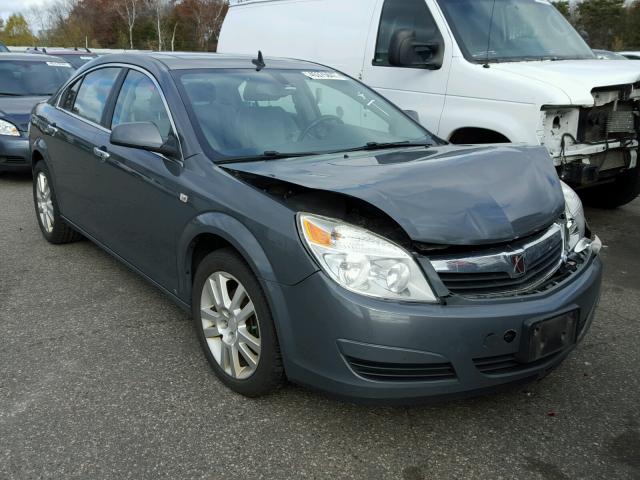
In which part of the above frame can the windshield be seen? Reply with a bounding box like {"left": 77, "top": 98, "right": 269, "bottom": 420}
{"left": 174, "top": 68, "right": 435, "bottom": 160}
{"left": 0, "top": 60, "right": 74, "bottom": 95}
{"left": 436, "top": 0, "right": 595, "bottom": 63}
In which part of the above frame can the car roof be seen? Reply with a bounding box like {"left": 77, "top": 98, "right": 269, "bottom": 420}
{"left": 89, "top": 52, "right": 331, "bottom": 72}
{"left": 42, "top": 50, "right": 97, "bottom": 55}
{"left": 0, "top": 52, "right": 70, "bottom": 62}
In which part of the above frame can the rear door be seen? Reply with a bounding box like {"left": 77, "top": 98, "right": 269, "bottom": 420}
{"left": 362, "top": 0, "right": 451, "bottom": 133}
{"left": 90, "top": 68, "right": 188, "bottom": 291}
{"left": 47, "top": 67, "right": 123, "bottom": 233}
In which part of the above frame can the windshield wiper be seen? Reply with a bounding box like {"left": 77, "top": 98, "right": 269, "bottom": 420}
{"left": 217, "top": 150, "right": 319, "bottom": 165}
{"left": 343, "top": 141, "right": 433, "bottom": 153}
{"left": 0, "top": 92, "right": 23, "bottom": 96}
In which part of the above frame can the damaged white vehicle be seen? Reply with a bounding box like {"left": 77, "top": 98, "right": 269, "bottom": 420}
{"left": 220, "top": 0, "right": 640, "bottom": 207}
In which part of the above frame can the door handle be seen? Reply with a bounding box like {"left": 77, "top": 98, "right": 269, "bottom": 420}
{"left": 46, "top": 122, "right": 58, "bottom": 136}
{"left": 93, "top": 147, "right": 110, "bottom": 162}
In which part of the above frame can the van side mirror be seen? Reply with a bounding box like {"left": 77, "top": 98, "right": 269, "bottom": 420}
{"left": 388, "top": 29, "right": 442, "bottom": 69}
{"left": 110, "top": 122, "right": 179, "bottom": 158}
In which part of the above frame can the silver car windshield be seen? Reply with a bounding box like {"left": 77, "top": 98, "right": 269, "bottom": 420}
{"left": 436, "top": 0, "right": 595, "bottom": 63}
{"left": 174, "top": 68, "right": 434, "bottom": 159}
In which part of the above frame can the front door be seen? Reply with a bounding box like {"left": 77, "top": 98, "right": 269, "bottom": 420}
{"left": 90, "top": 69, "right": 189, "bottom": 292}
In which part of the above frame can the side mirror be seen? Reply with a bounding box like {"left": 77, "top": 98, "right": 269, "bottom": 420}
{"left": 110, "top": 122, "right": 179, "bottom": 158}
{"left": 388, "top": 29, "right": 442, "bottom": 69}
{"left": 403, "top": 110, "right": 420, "bottom": 123}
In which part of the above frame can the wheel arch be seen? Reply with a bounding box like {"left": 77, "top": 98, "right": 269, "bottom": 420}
{"left": 179, "top": 212, "right": 298, "bottom": 370}
{"left": 178, "top": 212, "right": 280, "bottom": 303}
{"left": 448, "top": 127, "right": 511, "bottom": 144}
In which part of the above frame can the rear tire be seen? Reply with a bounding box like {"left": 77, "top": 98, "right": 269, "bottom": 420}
{"left": 192, "top": 248, "right": 284, "bottom": 397}
{"left": 32, "top": 161, "right": 82, "bottom": 244}
{"left": 581, "top": 165, "right": 640, "bottom": 209}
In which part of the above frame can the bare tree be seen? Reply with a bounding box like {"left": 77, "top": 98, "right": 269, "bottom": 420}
{"left": 26, "top": 5, "right": 52, "bottom": 46}
{"left": 191, "top": 0, "right": 228, "bottom": 51}
{"left": 114, "top": 0, "right": 139, "bottom": 49}
{"left": 170, "top": 21, "right": 178, "bottom": 52}
{"left": 146, "top": 0, "right": 171, "bottom": 51}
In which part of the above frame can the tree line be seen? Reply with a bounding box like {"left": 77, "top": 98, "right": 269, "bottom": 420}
{"left": 552, "top": 0, "right": 639, "bottom": 51}
{"left": 1, "top": 0, "right": 639, "bottom": 52}
{"left": 0, "top": 0, "right": 229, "bottom": 52}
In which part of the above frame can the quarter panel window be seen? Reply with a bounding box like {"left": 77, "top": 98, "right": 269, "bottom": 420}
{"left": 59, "top": 78, "right": 81, "bottom": 112}
{"left": 374, "top": 0, "right": 442, "bottom": 66}
{"left": 111, "top": 70, "right": 172, "bottom": 141}
{"left": 72, "top": 68, "right": 121, "bottom": 125}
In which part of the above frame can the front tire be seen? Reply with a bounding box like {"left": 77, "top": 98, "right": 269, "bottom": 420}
{"left": 192, "top": 249, "right": 284, "bottom": 397}
{"left": 32, "top": 162, "right": 82, "bottom": 244}
{"left": 582, "top": 165, "right": 640, "bottom": 209}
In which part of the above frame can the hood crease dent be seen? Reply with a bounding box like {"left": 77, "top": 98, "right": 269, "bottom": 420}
{"left": 223, "top": 145, "right": 565, "bottom": 245}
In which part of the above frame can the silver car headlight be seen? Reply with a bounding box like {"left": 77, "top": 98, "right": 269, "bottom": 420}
{"left": 298, "top": 213, "right": 437, "bottom": 303}
{"left": 561, "top": 181, "right": 586, "bottom": 250}
{"left": 0, "top": 119, "right": 20, "bottom": 136}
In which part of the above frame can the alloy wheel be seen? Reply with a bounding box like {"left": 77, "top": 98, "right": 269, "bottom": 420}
{"left": 36, "top": 172, "right": 54, "bottom": 233}
{"left": 200, "top": 271, "right": 261, "bottom": 380}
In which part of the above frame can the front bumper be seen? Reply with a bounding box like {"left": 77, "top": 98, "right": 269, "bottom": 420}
{"left": 268, "top": 254, "right": 602, "bottom": 404}
{"left": 0, "top": 134, "right": 30, "bottom": 172}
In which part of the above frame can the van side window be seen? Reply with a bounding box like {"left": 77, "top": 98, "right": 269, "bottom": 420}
{"left": 374, "top": 0, "right": 442, "bottom": 67}
{"left": 72, "top": 68, "right": 121, "bottom": 125}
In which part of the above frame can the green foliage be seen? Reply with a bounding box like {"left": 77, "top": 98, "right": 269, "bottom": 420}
{"left": 552, "top": 1, "right": 571, "bottom": 20}
{"left": 27, "top": 0, "right": 228, "bottom": 51}
{"left": 576, "top": 0, "right": 625, "bottom": 50}
{"left": 0, "top": 14, "right": 37, "bottom": 46}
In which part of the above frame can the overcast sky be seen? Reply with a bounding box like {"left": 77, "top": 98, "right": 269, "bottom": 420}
{"left": 0, "top": 0, "right": 50, "bottom": 22}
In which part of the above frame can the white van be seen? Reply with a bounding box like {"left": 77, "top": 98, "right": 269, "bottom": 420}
{"left": 219, "top": 0, "right": 640, "bottom": 208}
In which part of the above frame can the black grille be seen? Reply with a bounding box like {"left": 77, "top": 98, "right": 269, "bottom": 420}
{"left": 346, "top": 356, "right": 456, "bottom": 382}
{"left": 474, "top": 352, "right": 562, "bottom": 375}
{"left": 0, "top": 156, "right": 26, "bottom": 165}
{"left": 438, "top": 238, "right": 563, "bottom": 297}
{"left": 577, "top": 102, "right": 637, "bottom": 143}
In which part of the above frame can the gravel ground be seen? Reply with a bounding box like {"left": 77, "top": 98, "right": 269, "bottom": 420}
{"left": 0, "top": 171, "right": 638, "bottom": 480}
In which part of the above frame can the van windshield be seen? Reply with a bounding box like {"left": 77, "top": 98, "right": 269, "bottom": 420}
{"left": 174, "top": 68, "right": 436, "bottom": 160}
{"left": 436, "top": 0, "right": 595, "bottom": 63}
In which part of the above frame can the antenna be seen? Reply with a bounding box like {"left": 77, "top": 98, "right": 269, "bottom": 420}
{"left": 484, "top": 0, "right": 497, "bottom": 68}
{"left": 252, "top": 50, "right": 266, "bottom": 71}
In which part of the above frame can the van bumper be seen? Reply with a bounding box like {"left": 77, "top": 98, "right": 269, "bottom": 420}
{"left": 269, "top": 255, "right": 602, "bottom": 405}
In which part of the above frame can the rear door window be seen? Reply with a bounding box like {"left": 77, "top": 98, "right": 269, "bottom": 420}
{"left": 72, "top": 67, "right": 121, "bottom": 125}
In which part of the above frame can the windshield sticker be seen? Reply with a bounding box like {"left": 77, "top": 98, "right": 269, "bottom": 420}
{"left": 46, "top": 62, "right": 72, "bottom": 68}
{"left": 302, "top": 71, "right": 347, "bottom": 81}
{"left": 80, "top": 56, "right": 93, "bottom": 60}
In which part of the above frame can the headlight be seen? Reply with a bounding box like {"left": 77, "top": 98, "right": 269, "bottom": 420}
{"left": 561, "top": 181, "right": 585, "bottom": 249}
{"left": 298, "top": 213, "right": 437, "bottom": 302}
{"left": 0, "top": 119, "right": 20, "bottom": 136}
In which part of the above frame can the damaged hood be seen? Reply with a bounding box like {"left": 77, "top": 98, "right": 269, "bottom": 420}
{"left": 0, "top": 96, "right": 47, "bottom": 132}
{"left": 223, "top": 145, "right": 565, "bottom": 245}
{"left": 491, "top": 59, "right": 640, "bottom": 106}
